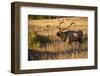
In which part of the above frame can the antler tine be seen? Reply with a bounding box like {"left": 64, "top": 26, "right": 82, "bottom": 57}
{"left": 59, "top": 17, "right": 64, "bottom": 29}
{"left": 70, "top": 22, "right": 76, "bottom": 26}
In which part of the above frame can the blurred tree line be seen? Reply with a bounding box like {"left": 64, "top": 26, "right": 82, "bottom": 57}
{"left": 28, "top": 15, "right": 58, "bottom": 20}
{"left": 28, "top": 15, "right": 86, "bottom": 20}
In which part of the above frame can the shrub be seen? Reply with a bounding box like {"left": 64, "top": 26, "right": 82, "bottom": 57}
{"left": 28, "top": 31, "right": 40, "bottom": 49}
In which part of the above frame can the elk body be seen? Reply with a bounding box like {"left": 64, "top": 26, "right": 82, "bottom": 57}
{"left": 56, "top": 18, "right": 83, "bottom": 45}
{"left": 56, "top": 30, "right": 83, "bottom": 45}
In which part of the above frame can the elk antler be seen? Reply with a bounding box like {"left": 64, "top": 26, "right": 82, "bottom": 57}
{"left": 61, "top": 22, "right": 76, "bottom": 31}
{"left": 56, "top": 17, "right": 76, "bottom": 31}
{"left": 56, "top": 17, "right": 65, "bottom": 31}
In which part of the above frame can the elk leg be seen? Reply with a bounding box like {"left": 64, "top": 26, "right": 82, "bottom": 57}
{"left": 68, "top": 41, "right": 73, "bottom": 50}
{"left": 63, "top": 41, "right": 67, "bottom": 51}
{"left": 78, "top": 42, "right": 81, "bottom": 54}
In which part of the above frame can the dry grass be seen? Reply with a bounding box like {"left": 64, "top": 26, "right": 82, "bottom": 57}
{"left": 28, "top": 17, "right": 88, "bottom": 60}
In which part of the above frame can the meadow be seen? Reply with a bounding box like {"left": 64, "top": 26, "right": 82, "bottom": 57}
{"left": 28, "top": 16, "right": 88, "bottom": 60}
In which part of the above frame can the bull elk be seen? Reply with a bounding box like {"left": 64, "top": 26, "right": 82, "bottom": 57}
{"left": 56, "top": 17, "right": 83, "bottom": 46}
